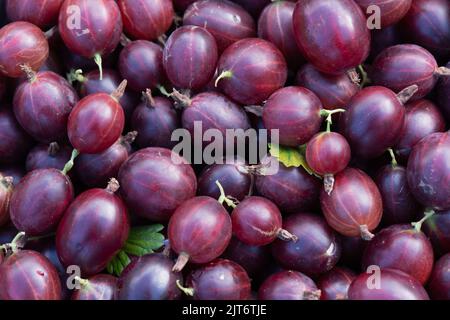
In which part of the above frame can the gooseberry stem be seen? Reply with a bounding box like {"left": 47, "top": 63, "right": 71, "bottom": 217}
{"left": 357, "top": 64, "right": 369, "bottom": 87}
{"left": 320, "top": 109, "right": 346, "bottom": 132}
{"left": 0, "top": 232, "right": 27, "bottom": 256}
{"left": 61, "top": 149, "right": 80, "bottom": 175}
{"left": 412, "top": 209, "right": 435, "bottom": 232}
{"left": 143, "top": 89, "right": 156, "bottom": 106}
{"left": 158, "top": 85, "right": 171, "bottom": 97}
{"left": 214, "top": 70, "right": 233, "bottom": 87}
{"left": 216, "top": 180, "right": 237, "bottom": 208}
{"left": 67, "top": 69, "right": 85, "bottom": 84}
{"left": 94, "top": 53, "right": 103, "bottom": 81}
{"left": 387, "top": 148, "right": 398, "bottom": 167}
{"left": 176, "top": 280, "right": 194, "bottom": 296}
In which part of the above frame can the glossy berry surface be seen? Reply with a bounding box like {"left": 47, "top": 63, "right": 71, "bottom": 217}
{"left": 0, "top": 109, "right": 33, "bottom": 165}
{"left": 118, "top": 254, "right": 182, "bottom": 300}
{"left": 181, "top": 92, "right": 251, "bottom": 145}
{"left": 185, "top": 259, "right": 251, "bottom": 300}
{"left": 72, "top": 274, "right": 118, "bottom": 300}
{"left": 427, "top": 254, "right": 450, "bottom": 300}
{"left": 407, "top": 132, "right": 450, "bottom": 211}
{"left": 370, "top": 44, "right": 440, "bottom": 101}
{"left": 197, "top": 160, "right": 251, "bottom": 201}
{"left": 258, "top": 270, "right": 320, "bottom": 300}
{"left": 223, "top": 237, "right": 272, "bottom": 278}
{"left": 400, "top": 0, "right": 450, "bottom": 60}
{"left": 0, "top": 250, "right": 61, "bottom": 300}
{"left": 119, "top": 40, "right": 165, "bottom": 92}
{"left": 68, "top": 92, "right": 125, "bottom": 154}
{"left": 354, "top": 0, "right": 412, "bottom": 28}
{"left": 362, "top": 224, "right": 434, "bottom": 284}
{"left": 423, "top": 210, "right": 450, "bottom": 257}
{"left": 395, "top": 100, "right": 446, "bottom": 161}
{"left": 258, "top": 1, "right": 304, "bottom": 68}
{"left": 56, "top": 184, "right": 130, "bottom": 276}
{"left": 6, "top": 0, "right": 64, "bottom": 30}
{"left": 340, "top": 86, "right": 406, "bottom": 159}
{"left": 183, "top": 0, "right": 256, "bottom": 52}
{"left": 13, "top": 71, "right": 78, "bottom": 143}
{"left": 292, "top": 0, "right": 370, "bottom": 75}
{"left": 271, "top": 213, "right": 341, "bottom": 276}
{"left": 163, "top": 26, "right": 218, "bottom": 91}
{"left": 119, "top": 0, "right": 173, "bottom": 41}
{"left": 118, "top": 148, "right": 197, "bottom": 222}
{"left": 26, "top": 143, "right": 72, "bottom": 172}
{"left": 131, "top": 94, "right": 179, "bottom": 149}
{"left": 375, "top": 165, "right": 422, "bottom": 225}
{"left": 77, "top": 69, "right": 138, "bottom": 122}
{"left": 348, "top": 268, "right": 429, "bottom": 300}
{"left": 168, "top": 196, "right": 232, "bottom": 267}
{"left": 320, "top": 168, "right": 383, "bottom": 239}
{"left": 296, "top": 64, "right": 360, "bottom": 110}
{"left": 306, "top": 132, "right": 351, "bottom": 176}
{"left": 317, "top": 267, "right": 356, "bottom": 300}
{"left": 216, "top": 38, "right": 287, "bottom": 105}
{"left": 0, "top": 21, "right": 49, "bottom": 78}
{"left": 262, "top": 86, "right": 323, "bottom": 147}
{"left": 58, "top": 0, "right": 122, "bottom": 59}
{"left": 231, "top": 196, "right": 287, "bottom": 246}
{"left": 256, "top": 157, "right": 321, "bottom": 213}
{"left": 10, "top": 169, "right": 74, "bottom": 236}
{"left": 74, "top": 135, "right": 133, "bottom": 188}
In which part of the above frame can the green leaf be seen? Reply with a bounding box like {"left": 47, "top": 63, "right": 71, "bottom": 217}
{"left": 269, "top": 143, "right": 303, "bottom": 167}
{"left": 269, "top": 144, "right": 321, "bottom": 178}
{"left": 128, "top": 225, "right": 164, "bottom": 239}
{"left": 106, "top": 224, "right": 166, "bottom": 277}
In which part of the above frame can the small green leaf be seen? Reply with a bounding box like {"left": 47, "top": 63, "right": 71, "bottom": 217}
{"left": 269, "top": 143, "right": 321, "bottom": 178}
{"left": 118, "top": 250, "right": 131, "bottom": 266}
{"left": 128, "top": 225, "right": 164, "bottom": 240}
{"left": 106, "top": 224, "right": 165, "bottom": 277}
{"left": 123, "top": 242, "right": 148, "bottom": 256}
{"left": 106, "top": 261, "right": 114, "bottom": 274}
{"left": 269, "top": 143, "right": 302, "bottom": 167}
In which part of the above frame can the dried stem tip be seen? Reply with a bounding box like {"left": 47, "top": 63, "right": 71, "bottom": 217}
{"left": 347, "top": 68, "right": 360, "bottom": 85}
{"left": 396, "top": 85, "right": 418, "bottom": 104}
{"left": 435, "top": 66, "right": 450, "bottom": 76}
{"left": 106, "top": 178, "right": 120, "bottom": 193}
{"left": 143, "top": 88, "right": 155, "bottom": 106}
{"left": 111, "top": 80, "right": 128, "bottom": 101}
{"left": 1, "top": 176, "right": 14, "bottom": 188}
{"left": 172, "top": 252, "right": 190, "bottom": 272}
{"left": 20, "top": 64, "right": 37, "bottom": 82}
{"left": 171, "top": 88, "right": 192, "bottom": 107}
{"left": 122, "top": 131, "right": 138, "bottom": 145}
{"left": 48, "top": 142, "right": 60, "bottom": 156}
{"left": 303, "top": 289, "right": 322, "bottom": 300}
{"left": 323, "top": 174, "right": 335, "bottom": 195}
{"left": 277, "top": 229, "right": 298, "bottom": 242}
{"left": 360, "top": 224, "right": 375, "bottom": 241}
